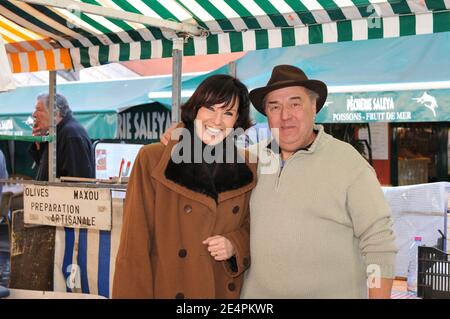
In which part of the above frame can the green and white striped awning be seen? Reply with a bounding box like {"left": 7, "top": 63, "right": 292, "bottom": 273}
{"left": 2, "top": 0, "right": 450, "bottom": 73}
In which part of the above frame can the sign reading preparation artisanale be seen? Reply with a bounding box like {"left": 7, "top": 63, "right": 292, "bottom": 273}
{"left": 24, "top": 185, "right": 112, "bottom": 231}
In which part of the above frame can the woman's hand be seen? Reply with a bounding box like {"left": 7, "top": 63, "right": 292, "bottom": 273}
{"left": 202, "top": 235, "right": 235, "bottom": 261}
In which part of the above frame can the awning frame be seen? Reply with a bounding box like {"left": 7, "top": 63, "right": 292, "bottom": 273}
{"left": 17, "top": 0, "right": 203, "bottom": 36}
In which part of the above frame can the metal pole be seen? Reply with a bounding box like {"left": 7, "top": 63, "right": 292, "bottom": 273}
{"left": 48, "top": 71, "right": 57, "bottom": 182}
{"left": 171, "top": 38, "right": 183, "bottom": 123}
{"left": 7, "top": 140, "right": 14, "bottom": 174}
{"left": 18, "top": 0, "right": 201, "bottom": 36}
{"left": 228, "top": 61, "right": 237, "bottom": 78}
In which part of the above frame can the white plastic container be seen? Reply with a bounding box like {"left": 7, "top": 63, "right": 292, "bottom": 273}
{"left": 407, "top": 236, "right": 423, "bottom": 293}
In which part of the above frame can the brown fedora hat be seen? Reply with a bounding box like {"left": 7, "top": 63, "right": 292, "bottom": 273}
{"left": 249, "top": 65, "right": 328, "bottom": 115}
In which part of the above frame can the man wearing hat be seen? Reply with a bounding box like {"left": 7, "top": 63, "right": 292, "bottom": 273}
{"left": 240, "top": 65, "right": 397, "bottom": 299}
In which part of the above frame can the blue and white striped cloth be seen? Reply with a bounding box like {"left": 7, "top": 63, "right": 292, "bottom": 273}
{"left": 54, "top": 195, "right": 124, "bottom": 298}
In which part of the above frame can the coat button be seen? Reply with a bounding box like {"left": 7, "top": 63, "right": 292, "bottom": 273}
{"left": 232, "top": 206, "right": 240, "bottom": 214}
{"left": 228, "top": 282, "right": 236, "bottom": 292}
{"left": 243, "top": 257, "right": 249, "bottom": 267}
{"left": 175, "top": 292, "right": 184, "bottom": 299}
{"left": 184, "top": 205, "right": 192, "bottom": 213}
{"left": 178, "top": 249, "right": 187, "bottom": 258}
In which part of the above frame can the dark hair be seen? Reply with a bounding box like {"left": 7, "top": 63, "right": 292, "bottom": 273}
{"left": 181, "top": 74, "right": 253, "bottom": 130}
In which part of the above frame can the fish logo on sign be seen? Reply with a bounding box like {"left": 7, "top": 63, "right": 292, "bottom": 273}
{"left": 323, "top": 101, "right": 334, "bottom": 108}
{"left": 412, "top": 92, "right": 438, "bottom": 117}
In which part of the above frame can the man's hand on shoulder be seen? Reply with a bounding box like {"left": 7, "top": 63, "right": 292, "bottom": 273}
{"left": 160, "top": 122, "right": 180, "bottom": 146}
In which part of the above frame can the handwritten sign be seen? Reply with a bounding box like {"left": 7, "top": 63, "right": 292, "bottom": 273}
{"left": 24, "top": 185, "right": 112, "bottom": 231}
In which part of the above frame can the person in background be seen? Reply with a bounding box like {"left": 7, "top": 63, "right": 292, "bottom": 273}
{"left": 0, "top": 149, "right": 8, "bottom": 288}
{"left": 0, "top": 150, "right": 7, "bottom": 196}
{"left": 22, "top": 93, "right": 95, "bottom": 291}
{"left": 29, "top": 93, "right": 95, "bottom": 180}
{"left": 0, "top": 149, "right": 8, "bottom": 222}
{"left": 113, "top": 74, "right": 256, "bottom": 299}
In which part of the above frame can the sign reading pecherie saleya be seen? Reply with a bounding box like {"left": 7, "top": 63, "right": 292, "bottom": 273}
{"left": 316, "top": 89, "right": 450, "bottom": 123}
{"left": 24, "top": 185, "right": 112, "bottom": 231}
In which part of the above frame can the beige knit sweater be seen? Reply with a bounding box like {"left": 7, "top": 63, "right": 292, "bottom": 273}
{"left": 241, "top": 125, "right": 397, "bottom": 299}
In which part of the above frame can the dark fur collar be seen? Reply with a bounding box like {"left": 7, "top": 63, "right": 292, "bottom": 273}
{"left": 164, "top": 141, "right": 254, "bottom": 202}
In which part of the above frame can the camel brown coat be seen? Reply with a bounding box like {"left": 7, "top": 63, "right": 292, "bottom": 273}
{"left": 113, "top": 138, "right": 256, "bottom": 299}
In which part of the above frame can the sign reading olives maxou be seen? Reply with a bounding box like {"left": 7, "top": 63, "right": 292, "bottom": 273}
{"left": 24, "top": 185, "right": 112, "bottom": 231}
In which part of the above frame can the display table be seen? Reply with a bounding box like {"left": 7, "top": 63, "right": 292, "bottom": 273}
{"left": 8, "top": 180, "right": 125, "bottom": 299}
{"left": 382, "top": 182, "right": 450, "bottom": 277}
{"left": 6, "top": 288, "right": 106, "bottom": 299}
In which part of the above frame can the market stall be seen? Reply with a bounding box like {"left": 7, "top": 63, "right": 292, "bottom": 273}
{"left": 8, "top": 180, "right": 125, "bottom": 298}
{"left": 147, "top": 31, "right": 450, "bottom": 123}
{"left": 146, "top": 31, "right": 450, "bottom": 186}
{"left": 0, "top": 74, "right": 195, "bottom": 141}
{"left": 2, "top": 0, "right": 450, "bottom": 175}
{"left": 3, "top": 1, "right": 450, "bottom": 73}
{"left": 1, "top": 0, "right": 450, "bottom": 298}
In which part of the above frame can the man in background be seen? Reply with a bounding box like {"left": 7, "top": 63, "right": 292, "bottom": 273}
{"left": 30, "top": 93, "right": 95, "bottom": 180}
{"left": 14, "top": 93, "right": 95, "bottom": 291}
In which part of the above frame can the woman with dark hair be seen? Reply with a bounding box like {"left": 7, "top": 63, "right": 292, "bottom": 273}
{"left": 113, "top": 75, "right": 256, "bottom": 299}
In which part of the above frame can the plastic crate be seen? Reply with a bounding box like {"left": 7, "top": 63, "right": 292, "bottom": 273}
{"left": 417, "top": 246, "right": 450, "bottom": 299}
